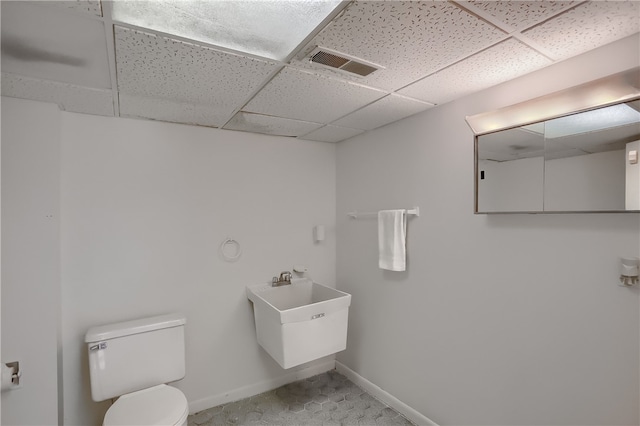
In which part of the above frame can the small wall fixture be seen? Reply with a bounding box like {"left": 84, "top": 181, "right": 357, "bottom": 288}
{"left": 219, "top": 237, "right": 242, "bottom": 262}
{"left": 619, "top": 257, "right": 639, "bottom": 287}
{"left": 1, "top": 361, "right": 21, "bottom": 391}
{"left": 313, "top": 225, "right": 325, "bottom": 243}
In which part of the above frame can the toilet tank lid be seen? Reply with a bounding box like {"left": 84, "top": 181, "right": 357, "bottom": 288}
{"left": 85, "top": 314, "right": 186, "bottom": 343}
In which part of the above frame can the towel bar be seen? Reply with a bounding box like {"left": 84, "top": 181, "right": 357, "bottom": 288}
{"left": 347, "top": 207, "right": 420, "bottom": 219}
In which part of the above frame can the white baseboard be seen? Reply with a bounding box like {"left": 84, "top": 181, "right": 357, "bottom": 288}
{"left": 188, "top": 359, "right": 336, "bottom": 414}
{"left": 335, "top": 361, "right": 438, "bottom": 426}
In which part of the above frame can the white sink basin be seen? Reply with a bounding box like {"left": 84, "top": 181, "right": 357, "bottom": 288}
{"left": 247, "top": 278, "right": 351, "bottom": 369}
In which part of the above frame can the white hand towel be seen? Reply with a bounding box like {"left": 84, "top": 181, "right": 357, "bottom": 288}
{"left": 378, "top": 209, "right": 407, "bottom": 271}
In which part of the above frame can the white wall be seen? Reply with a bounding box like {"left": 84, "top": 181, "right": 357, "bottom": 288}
{"left": 336, "top": 35, "right": 640, "bottom": 426}
{"left": 57, "top": 113, "right": 336, "bottom": 424}
{"left": 1, "top": 97, "right": 60, "bottom": 425}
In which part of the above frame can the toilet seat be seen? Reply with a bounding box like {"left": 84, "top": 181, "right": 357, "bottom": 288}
{"left": 103, "top": 384, "right": 188, "bottom": 426}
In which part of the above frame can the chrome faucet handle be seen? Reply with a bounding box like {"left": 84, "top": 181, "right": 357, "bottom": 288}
{"left": 271, "top": 272, "right": 292, "bottom": 287}
{"left": 279, "top": 271, "right": 292, "bottom": 282}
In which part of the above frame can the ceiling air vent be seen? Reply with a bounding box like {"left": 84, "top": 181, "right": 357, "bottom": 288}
{"left": 308, "top": 47, "right": 383, "bottom": 77}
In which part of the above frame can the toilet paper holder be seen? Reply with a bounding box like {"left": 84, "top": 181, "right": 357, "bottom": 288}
{"left": 2, "top": 361, "right": 21, "bottom": 391}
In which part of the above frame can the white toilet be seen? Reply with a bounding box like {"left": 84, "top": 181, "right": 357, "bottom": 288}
{"left": 85, "top": 314, "right": 189, "bottom": 426}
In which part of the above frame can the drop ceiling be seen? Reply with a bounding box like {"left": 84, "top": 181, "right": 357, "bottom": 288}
{"left": 1, "top": 1, "right": 639, "bottom": 143}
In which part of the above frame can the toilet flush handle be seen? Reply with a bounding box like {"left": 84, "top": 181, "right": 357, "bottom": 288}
{"left": 89, "top": 342, "right": 107, "bottom": 351}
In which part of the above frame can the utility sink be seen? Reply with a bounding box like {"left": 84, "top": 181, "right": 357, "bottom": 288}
{"left": 247, "top": 278, "right": 351, "bottom": 369}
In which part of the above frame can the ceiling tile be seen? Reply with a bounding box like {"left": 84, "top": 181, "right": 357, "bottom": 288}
{"left": 1, "top": 1, "right": 111, "bottom": 89}
{"left": 114, "top": 26, "right": 280, "bottom": 125}
{"left": 244, "top": 67, "right": 386, "bottom": 123}
{"left": 459, "top": 1, "right": 579, "bottom": 32}
{"left": 333, "top": 94, "right": 433, "bottom": 130}
{"left": 299, "top": 125, "right": 365, "bottom": 143}
{"left": 398, "top": 38, "right": 552, "bottom": 104}
{"left": 1, "top": 72, "right": 114, "bottom": 116}
{"left": 32, "top": 0, "right": 103, "bottom": 17}
{"left": 522, "top": 1, "right": 640, "bottom": 61}
{"left": 111, "top": 0, "right": 341, "bottom": 61}
{"left": 224, "top": 112, "right": 323, "bottom": 137}
{"left": 291, "top": 1, "right": 506, "bottom": 91}
{"left": 119, "top": 93, "right": 223, "bottom": 127}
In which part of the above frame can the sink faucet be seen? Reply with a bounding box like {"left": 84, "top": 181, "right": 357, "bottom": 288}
{"left": 272, "top": 271, "right": 292, "bottom": 287}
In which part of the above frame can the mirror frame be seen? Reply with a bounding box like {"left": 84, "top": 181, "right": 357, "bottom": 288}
{"left": 467, "top": 67, "right": 640, "bottom": 214}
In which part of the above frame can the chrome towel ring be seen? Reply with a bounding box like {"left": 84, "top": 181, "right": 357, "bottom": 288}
{"left": 219, "top": 238, "right": 242, "bottom": 262}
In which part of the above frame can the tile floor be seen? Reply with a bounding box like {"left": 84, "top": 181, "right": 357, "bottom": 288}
{"left": 187, "top": 370, "right": 414, "bottom": 426}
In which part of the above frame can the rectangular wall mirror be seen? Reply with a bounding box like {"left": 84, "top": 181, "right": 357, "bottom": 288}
{"left": 468, "top": 68, "right": 640, "bottom": 214}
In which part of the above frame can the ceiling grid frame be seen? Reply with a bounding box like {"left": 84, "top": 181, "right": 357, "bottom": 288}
{"left": 0, "top": 0, "right": 638, "bottom": 142}
{"left": 397, "top": 37, "right": 554, "bottom": 104}
{"left": 454, "top": 0, "right": 588, "bottom": 34}
{"left": 289, "top": 0, "right": 510, "bottom": 92}
{"left": 242, "top": 66, "right": 388, "bottom": 124}
{"left": 299, "top": 124, "right": 366, "bottom": 143}
{"left": 218, "top": 65, "right": 287, "bottom": 129}
{"left": 450, "top": 0, "right": 589, "bottom": 60}
{"left": 522, "top": 1, "right": 640, "bottom": 61}
{"left": 391, "top": 1, "right": 591, "bottom": 97}
{"left": 100, "top": 1, "right": 120, "bottom": 116}
{"left": 218, "top": 0, "right": 353, "bottom": 129}
{"left": 114, "top": 25, "right": 281, "bottom": 127}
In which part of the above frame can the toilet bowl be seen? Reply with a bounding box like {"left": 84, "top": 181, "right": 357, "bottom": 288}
{"left": 103, "top": 385, "right": 188, "bottom": 426}
{"left": 85, "top": 314, "right": 189, "bottom": 426}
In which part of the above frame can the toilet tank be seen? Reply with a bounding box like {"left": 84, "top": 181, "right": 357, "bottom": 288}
{"left": 85, "top": 314, "right": 186, "bottom": 402}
